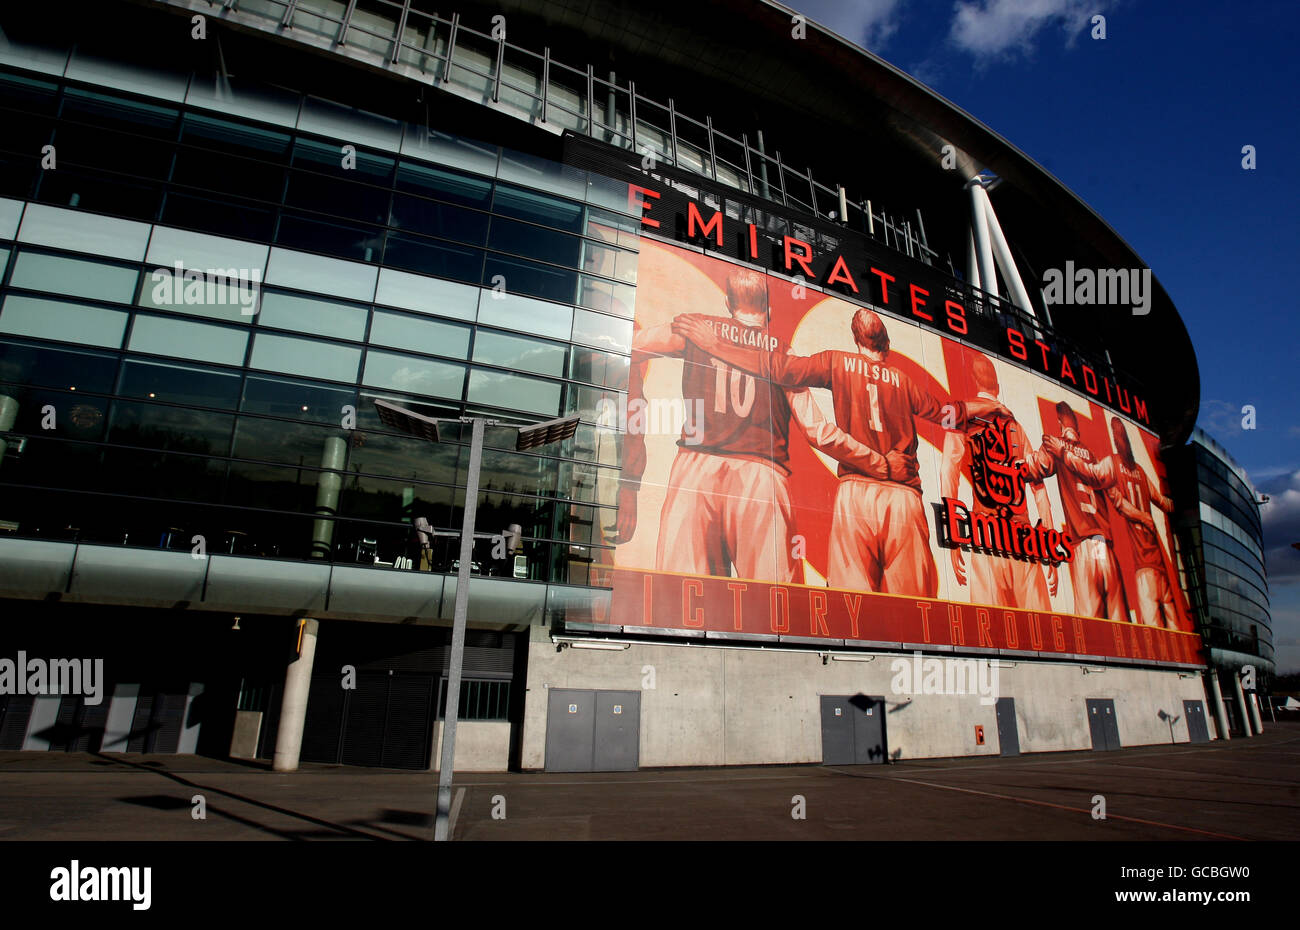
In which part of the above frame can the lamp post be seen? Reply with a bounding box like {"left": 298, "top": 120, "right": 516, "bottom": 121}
{"left": 374, "top": 400, "right": 579, "bottom": 841}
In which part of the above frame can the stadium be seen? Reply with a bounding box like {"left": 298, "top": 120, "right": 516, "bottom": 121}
{"left": 0, "top": 0, "right": 1272, "bottom": 771}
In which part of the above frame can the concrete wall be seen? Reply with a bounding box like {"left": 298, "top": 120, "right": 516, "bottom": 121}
{"left": 521, "top": 639, "right": 1216, "bottom": 769}
{"left": 430, "top": 721, "right": 511, "bottom": 773}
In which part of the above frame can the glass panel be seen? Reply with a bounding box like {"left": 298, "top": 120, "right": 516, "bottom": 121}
{"left": 374, "top": 268, "right": 479, "bottom": 320}
{"left": 34, "top": 167, "right": 162, "bottom": 223}
{"left": 138, "top": 267, "right": 258, "bottom": 323}
{"left": 265, "top": 247, "right": 378, "bottom": 302}
{"left": 242, "top": 375, "right": 357, "bottom": 424}
{"left": 369, "top": 310, "right": 470, "bottom": 358}
{"left": 257, "top": 291, "right": 368, "bottom": 341}
{"left": 491, "top": 182, "right": 584, "bottom": 232}
{"left": 171, "top": 141, "right": 286, "bottom": 203}
{"left": 488, "top": 217, "right": 581, "bottom": 267}
{"left": 0, "top": 198, "right": 23, "bottom": 239}
{"left": 119, "top": 359, "right": 243, "bottom": 410}
{"left": 362, "top": 349, "right": 465, "bottom": 400}
{"left": 0, "top": 341, "right": 119, "bottom": 394}
{"left": 160, "top": 191, "right": 277, "bottom": 243}
{"left": 109, "top": 401, "right": 234, "bottom": 456}
{"left": 466, "top": 367, "right": 561, "bottom": 416}
{"left": 144, "top": 225, "right": 269, "bottom": 275}
{"left": 128, "top": 314, "right": 249, "bottom": 366}
{"left": 9, "top": 251, "right": 138, "bottom": 304}
{"left": 60, "top": 87, "right": 179, "bottom": 135}
{"left": 476, "top": 447, "right": 558, "bottom": 497}
{"left": 232, "top": 416, "right": 351, "bottom": 468}
{"left": 297, "top": 97, "right": 403, "bottom": 155}
{"left": 578, "top": 275, "right": 636, "bottom": 318}
{"left": 0, "top": 295, "right": 127, "bottom": 348}
{"left": 472, "top": 330, "right": 566, "bottom": 377}
{"left": 17, "top": 204, "right": 150, "bottom": 261}
{"left": 400, "top": 127, "right": 499, "bottom": 177}
{"left": 475, "top": 290, "right": 571, "bottom": 341}
{"left": 276, "top": 212, "right": 384, "bottom": 263}
{"left": 383, "top": 233, "right": 482, "bottom": 283}
{"left": 395, "top": 161, "right": 492, "bottom": 209}
{"left": 582, "top": 239, "right": 638, "bottom": 284}
{"left": 249, "top": 332, "right": 361, "bottom": 382}
{"left": 571, "top": 308, "right": 632, "bottom": 353}
{"left": 482, "top": 255, "right": 576, "bottom": 305}
{"left": 390, "top": 193, "right": 489, "bottom": 244}
{"left": 569, "top": 346, "right": 630, "bottom": 390}
{"left": 496, "top": 150, "right": 586, "bottom": 202}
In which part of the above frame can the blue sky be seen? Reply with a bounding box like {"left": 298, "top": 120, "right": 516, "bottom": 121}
{"left": 788, "top": 0, "right": 1300, "bottom": 671}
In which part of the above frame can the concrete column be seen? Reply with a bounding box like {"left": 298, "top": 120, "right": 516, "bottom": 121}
{"left": 0, "top": 394, "right": 18, "bottom": 467}
{"left": 310, "top": 435, "right": 347, "bottom": 559}
{"left": 272, "top": 618, "right": 320, "bottom": 772}
{"left": 1230, "top": 671, "right": 1255, "bottom": 737}
{"left": 1205, "top": 671, "right": 1230, "bottom": 741}
{"left": 100, "top": 683, "right": 141, "bottom": 752}
{"left": 1247, "top": 690, "right": 1264, "bottom": 734}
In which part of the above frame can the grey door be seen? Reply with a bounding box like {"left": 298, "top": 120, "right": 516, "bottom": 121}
{"left": 1086, "top": 699, "right": 1120, "bottom": 750}
{"left": 995, "top": 697, "right": 1020, "bottom": 756}
{"left": 593, "top": 691, "right": 640, "bottom": 772}
{"left": 1183, "top": 700, "right": 1210, "bottom": 743}
{"left": 820, "top": 696, "right": 855, "bottom": 765}
{"left": 820, "top": 694, "right": 886, "bottom": 765}
{"left": 545, "top": 689, "right": 639, "bottom": 772}
{"left": 545, "top": 689, "right": 595, "bottom": 772}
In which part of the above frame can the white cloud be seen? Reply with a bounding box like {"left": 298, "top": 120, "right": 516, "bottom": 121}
{"left": 949, "top": 0, "right": 1102, "bottom": 59}
{"left": 793, "top": 0, "right": 904, "bottom": 51}
{"left": 1260, "top": 468, "right": 1300, "bottom": 586}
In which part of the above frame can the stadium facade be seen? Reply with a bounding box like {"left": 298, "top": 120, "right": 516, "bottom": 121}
{"left": 0, "top": 0, "right": 1269, "bottom": 769}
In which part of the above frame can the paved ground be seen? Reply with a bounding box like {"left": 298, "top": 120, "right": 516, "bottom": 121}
{"left": 0, "top": 724, "right": 1295, "bottom": 841}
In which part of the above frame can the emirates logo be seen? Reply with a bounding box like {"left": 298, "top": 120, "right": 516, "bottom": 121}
{"left": 967, "top": 417, "right": 1026, "bottom": 515}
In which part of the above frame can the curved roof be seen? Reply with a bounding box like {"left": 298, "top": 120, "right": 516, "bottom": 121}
{"left": 491, "top": 0, "right": 1200, "bottom": 442}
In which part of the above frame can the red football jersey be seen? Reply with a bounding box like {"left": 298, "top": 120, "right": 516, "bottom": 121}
{"left": 1112, "top": 457, "right": 1164, "bottom": 570}
{"left": 1029, "top": 436, "right": 1112, "bottom": 540}
{"left": 763, "top": 350, "right": 956, "bottom": 491}
{"left": 677, "top": 313, "right": 791, "bottom": 469}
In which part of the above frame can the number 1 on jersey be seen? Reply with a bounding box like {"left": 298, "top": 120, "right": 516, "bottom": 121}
{"left": 865, "top": 381, "right": 884, "bottom": 431}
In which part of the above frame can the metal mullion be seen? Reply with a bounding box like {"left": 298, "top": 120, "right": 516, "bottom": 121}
{"left": 338, "top": 0, "right": 359, "bottom": 45}
{"left": 741, "top": 132, "right": 754, "bottom": 195}
{"left": 628, "top": 80, "right": 636, "bottom": 152}
{"left": 442, "top": 13, "right": 459, "bottom": 84}
{"left": 774, "top": 150, "right": 787, "bottom": 206}
{"left": 280, "top": 0, "right": 300, "bottom": 28}
{"left": 706, "top": 115, "right": 717, "bottom": 181}
{"left": 540, "top": 46, "right": 550, "bottom": 124}
{"left": 492, "top": 29, "right": 504, "bottom": 103}
{"left": 668, "top": 98, "right": 679, "bottom": 166}
{"left": 586, "top": 65, "right": 595, "bottom": 137}
{"left": 390, "top": 0, "right": 410, "bottom": 62}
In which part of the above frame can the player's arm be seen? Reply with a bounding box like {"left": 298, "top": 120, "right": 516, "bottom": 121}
{"left": 670, "top": 315, "right": 832, "bottom": 388}
{"left": 940, "top": 430, "right": 969, "bottom": 585}
{"left": 1144, "top": 468, "right": 1174, "bottom": 514}
{"left": 1019, "top": 441, "right": 1057, "bottom": 483}
{"left": 630, "top": 322, "right": 684, "bottom": 359}
{"left": 788, "top": 390, "right": 913, "bottom": 481}
{"left": 1060, "top": 450, "right": 1116, "bottom": 489}
{"left": 1107, "top": 485, "right": 1156, "bottom": 531}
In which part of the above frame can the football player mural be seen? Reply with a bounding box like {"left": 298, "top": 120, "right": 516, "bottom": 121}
{"left": 601, "top": 238, "right": 1198, "bottom": 665}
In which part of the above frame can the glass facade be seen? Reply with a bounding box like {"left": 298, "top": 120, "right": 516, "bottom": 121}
{"left": 0, "top": 66, "right": 643, "bottom": 589}
{"left": 1170, "top": 429, "right": 1273, "bottom": 675}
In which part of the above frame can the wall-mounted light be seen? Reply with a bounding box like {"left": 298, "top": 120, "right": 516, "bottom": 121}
{"left": 1081, "top": 665, "right": 1107, "bottom": 675}
{"left": 830, "top": 653, "right": 876, "bottom": 663}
